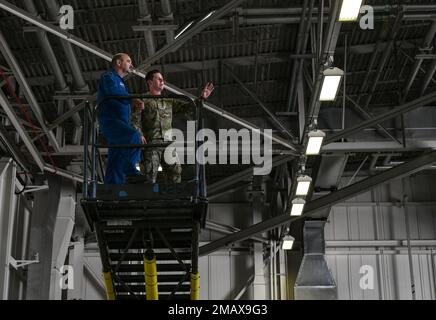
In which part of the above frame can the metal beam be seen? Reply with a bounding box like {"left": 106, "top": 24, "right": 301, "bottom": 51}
{"left": 205, "top": 220, "right": 268, "bottom": 244}
{"left": 24, "top": 0, "right": 82, "bottom": 145}
{"left": 224, "top": 64, "right": 295, "bottom": 139}
{"left": 403, "top": 21, "right": 436, "bottom": 100}
{"left": 419, "top": 59, "right": 436, "bottom": 95}
{"left": 0, "top": 4, "right": 298, "bottom": 152}
{"left": 134, "top": 0, "right": 247, "bottom": 73}
{"left": 25, "top": 53, "right": 289, "bottom": 86}
{"left": 160, "top": 0, "right": 175, "bottom": 44}
{"left": 0, "top": 89, "right": 45, "bottom": 170}
{"left": 308, "top": 0, "right": 342, "bottom": 119}
{"left": 325, "top": 91, "right": 436, "bottom": 144}
{"left": 137, "top": 0, "right": 156, "bottom": 57}
{"left": 285, "top": 0, "right": 310, "bottom": 112}
{"left": 0, "top": 0, "right": 115, "bottom": 67}
{"left": 342, "top": 90, "right": 401, "bottom": 144}
{"left": 199, "top": 150, "right": 436, "bottom": 255}
{"left": 322, "top": 140, "right": 436, "bottom": 153}
{"left": 208, "top": 155, "right": 293, "bottom": 195}
{"left": 0, "top": 124, "right": 31, "bottom": 172}
{"left": 361, "top": 14, "right": 402, "bottom": 110}
{"left": 0, "top": 30, "right": 60, "bottom": 152}
{"left": 165, "top": 83, "right": 300, "bottom": 152}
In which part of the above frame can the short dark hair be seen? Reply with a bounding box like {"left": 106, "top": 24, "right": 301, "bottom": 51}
{"left": 111, "top": 53, "right": 128, "bottom": 67}
{"left": 145, "top": 69, "right": 161, "bottom": 84}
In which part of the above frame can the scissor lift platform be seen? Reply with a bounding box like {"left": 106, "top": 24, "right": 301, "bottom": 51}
{"left": 81, "top": 181, "right": 207, "bottom": 300}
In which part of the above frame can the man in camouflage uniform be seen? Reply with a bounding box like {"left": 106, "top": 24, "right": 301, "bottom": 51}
{"left": 131, "top": 70, "right": 214, "bottom": 183}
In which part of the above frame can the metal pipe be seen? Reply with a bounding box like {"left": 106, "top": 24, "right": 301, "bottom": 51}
{"left": 199, "top": 150, "right": 436, "bottom": 255}
{"left": 403, "top": 195, "right": 416, "bottom": 300}
{"left": 135, "top": 0, "right": 247, "bottom": 72}
{"left": 23, "top": 0, "right": 82, "bottom": 144}
{"left": 419, "top": 60, "right": 436, "bottom": 96}
{"left": 43, "top": 164, "right": 84, "bottom": 182}
{"left": 44, "top": 0, "right": 88, "bottom": 91}
{"left": 325, "top": 91, "right": 436, "bottom": 144}
{"left": 326, "top": 240, "right": 436, "bottom": 247}
{"left": 224, "top": 64, "right": 294, "bottom": 139}
{"left": 165, "top": 83, "right": 300, "bottom": 153}
{"left": 0, "top": 0, "right": 299, "bottom": 154}
{"left": 403, "top": 21, "right": 436, "bottom": 100}
{"left": 307, "top": 0, "right": 342, "bottom": 119}
{"left": 2, "top": 0, "right": 298, "bottom": 153}
{"left": 342, "top": 91, "right": 402, "bottom": 144}
{"left": 342, "top": 33, "right": 347, "bottom": 135}
{"left": 285, "top": 0, "right": 309, "bottom": 112}
{"left": 362, "top": 15, "right": 402, "bottom": 109}
{"left": 0, "top": 88, "right": 45, "bottom": 170}
{"left": 138, "top": 0, "right": 156, "bottom": 56}
{"left": 160, "top": 0, "right": 175, "bottom": 43}
{"left": 83, "top": 102, "right": 89, "bottom": 197}
{"left": 0, "top": 30, "right": 60, "bottom": 151}
{"left": 91, "top": 106, "right": 97, "bottom": 197}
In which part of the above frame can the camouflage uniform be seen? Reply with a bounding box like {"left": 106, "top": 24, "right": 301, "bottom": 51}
{"left": 131, "top": 93, "right": 193, "bottom": 183}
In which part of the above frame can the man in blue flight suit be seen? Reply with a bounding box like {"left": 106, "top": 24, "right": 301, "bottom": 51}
{"left": 97, "top": 53, "right": 146, "bottom": 184}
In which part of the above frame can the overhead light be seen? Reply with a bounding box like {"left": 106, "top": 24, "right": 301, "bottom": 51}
{"left": 305, "top": 130, "right": 325, "bottom": 155}
{"left": 199, "top": 10, "right": 216, "bottom": 23}
{"left": 158, "top": 165, "right": 163, "bottom": 172}
{"left": 174, "top": 21, "right": 194, "bottom": 39}
{"left": 319, "top": 67, "right": 344, "bottom": 101}
{"left": 281, "top": 235, "right": 295, "bottom": 250}
{"left": 290, "top": 198, "right": 306, "bottom": 216}
{"left": 338, "top": 0, "right": 363, "bottom": 22}
{"left": 296, "top": 175, "right": 312, "bottom": 196}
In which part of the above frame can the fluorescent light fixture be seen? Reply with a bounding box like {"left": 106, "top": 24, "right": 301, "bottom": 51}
{"left": 281, "top": 235, "right": 295, "bottom": 250}
{"left": 305, "top": 130, "right": 325, "bottom": 155}
{"left": 291, "top": 198, "right": 306, "bottom": 216}
{"left": 174, "top": 21, "right": 194, "bottom": 39}
{"left": 158, "top": 165, "right": 163, "bottom": 172}
{"left": 200, "top": 10, "right": 216, "bottom": 23}
{"left": 319, "top": 67, "right": 344, "bottom": 101}
{"left": 296, "top": 175, "right": 312, "bottom": 196}
{"left": 339, "top": 0, "right": 363, "bottom": 21}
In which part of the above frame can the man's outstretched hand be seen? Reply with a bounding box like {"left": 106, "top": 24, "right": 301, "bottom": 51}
{"left": 201, "top": 82, "right": 214, "bottom": 99}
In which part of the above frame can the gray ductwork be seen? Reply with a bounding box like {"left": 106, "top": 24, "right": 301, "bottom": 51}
{"left": 44, "top": 0, "right": 88, "bottom": 92}
{"left": 294, "top": 155, "right": 347, "bottom": 300}
{"left": 23, "top": 0, "right": 82, "bottom": 145}
{"left": 294, "top": 221, "right": 337, "bottom": 300}
{"left": 138, "top": 0, "right": 156, "bottom": 56}
{"left": 160, "top": 0, "right": 175, "bottom": 44}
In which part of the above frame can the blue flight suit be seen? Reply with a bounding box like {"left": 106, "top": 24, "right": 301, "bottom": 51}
{"left": 97, "top": 68, "right": 141, "bottom": 184}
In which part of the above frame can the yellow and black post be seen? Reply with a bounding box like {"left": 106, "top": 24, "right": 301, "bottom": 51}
{"left": 190, "top": 221, "right": 201, "bottom": 300}
{"left": 144, "top": 249, "right": 159, "bottom": 300}
{"left": 102, "top": 268, "right": 116, "bottom": 300}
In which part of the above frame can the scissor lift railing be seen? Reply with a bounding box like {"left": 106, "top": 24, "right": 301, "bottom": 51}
{"left": 80, "top": 94, "right": 207, "bottom": 300}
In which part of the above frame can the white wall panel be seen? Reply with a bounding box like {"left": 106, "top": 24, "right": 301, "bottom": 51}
{"left": 325, "top": 173, "right": 436, "bottom": 300}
